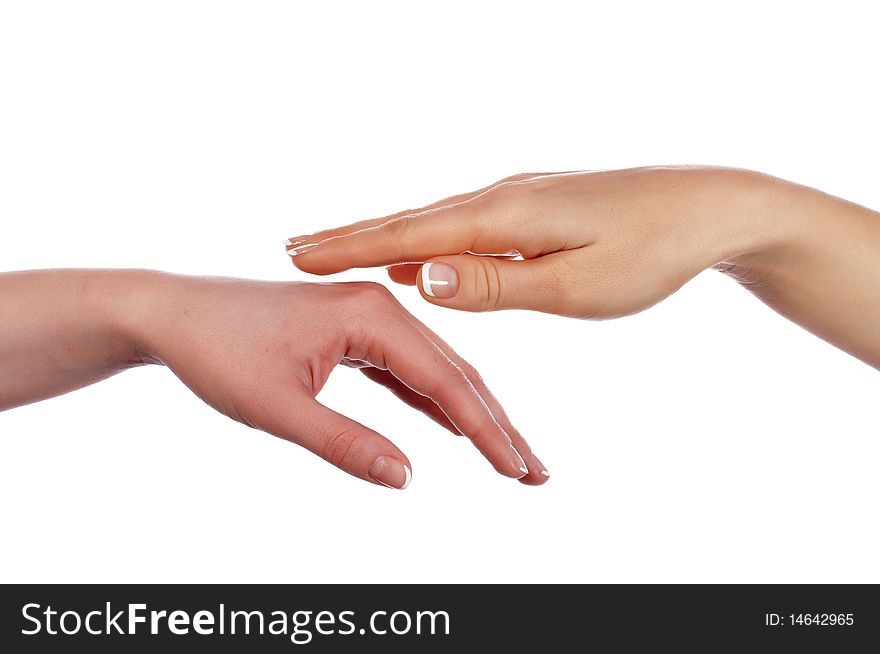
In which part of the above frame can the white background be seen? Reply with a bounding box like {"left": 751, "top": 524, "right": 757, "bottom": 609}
{"left": 1, "top": 1, "right": 878, "bottom": 583}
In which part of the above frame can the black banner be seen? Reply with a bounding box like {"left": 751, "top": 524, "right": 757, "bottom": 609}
{"left": 0, "top": 584, "right": 876, "bottom": 651}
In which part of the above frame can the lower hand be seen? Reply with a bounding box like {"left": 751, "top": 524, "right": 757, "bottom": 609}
{"left": 130, "top": 273, "right": 546, "bottom": 488}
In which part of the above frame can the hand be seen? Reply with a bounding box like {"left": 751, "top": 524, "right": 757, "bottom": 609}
{"left": 0, "top": 270, "right": 546, "bottom": 488}
{"left": 285, "top": 167, "right": 789, "bottom": 318}
{"left": 287, "top": 166, "right": 880, "bottom": 369}
{"left": 132, "top": 274, "right": 545, "bottom": 488}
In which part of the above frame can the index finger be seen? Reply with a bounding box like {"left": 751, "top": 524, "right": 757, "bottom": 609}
{"left": 285, "top": 171, "right": 567, "bottom": 250}
{"left": 287, "top": 172, "right": 581, "bottom": 275}
{"left": 289, "top": 197, "right": 512, "bottom": 275}
{"left": 397, "top": 309, "right": 550, "bottom": 486}
{"left": 349, "top": 304, "right": 529, "bottom": 480}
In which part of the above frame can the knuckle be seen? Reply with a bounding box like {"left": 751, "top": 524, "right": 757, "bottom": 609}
{"left": 457, "top": 360, "right": 484, "bottom": 389}
{"left": 430, "top": 353, "right": 469, "bottom": 395}
{"left": 388, "top": 214, "right": 414, "bottom": 240}
{"left": 351, "top": 281, "right": 394, "bottom": 306}
{"left": 477, "top": 179, "right": 539, "bottom": 229}
{"left": 469, "top": 413, "right": 499, "bottom": 447}
{"left": 486, "top": 181, "right": 518, "bottom": 205}
{"left": 469, "top": 183, "right": 512, "bottom": 216}
{"left": 475, "top": 260, "right": 503, "bottom": 310}
{"left": 385, "top": 215, "right": 418, "bottom": 259}
{"left": 492, "top": 172, "right": 535, "bottom": 187}
{"left": 446, "top": 357, "right": 470, "bottom": 384}
{"left": 322, "top": 425, "right": 364, "bottom": 468}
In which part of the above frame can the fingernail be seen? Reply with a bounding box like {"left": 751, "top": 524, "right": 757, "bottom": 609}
{"left": 287, "top": 242, "right": 319, "bottom": 257}
{"left": 509, "top": 444, "right": 528, "bottom": 477}
{"left": 421, "top": 262, "right": 458, "bottom": 299}
{"left": 369, "top": 456, "right": 412, "bottom": 490}
{"left": 284, "top": 235, "right": 309, "bottom": 247}
{"left": 535, "top": 458, "right": 550, "bottom": 478}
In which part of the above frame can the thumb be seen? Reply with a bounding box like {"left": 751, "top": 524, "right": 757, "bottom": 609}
{"left": 271, "top": 396, "right": 413, "bottom": 490}
{"left": 416, "top": 254, "right": 572, "bottom": 313}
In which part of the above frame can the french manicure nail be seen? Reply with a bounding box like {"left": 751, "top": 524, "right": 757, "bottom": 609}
{"left": 534, "top": 457, "right": 550, "bottom": 477}
{"left": 287, "top": 242, "right": 319, "bottom": 257}
{"left": 421, "top": 262, "right": 459, "bottom": 299}
{"left": 369, "top": 456, "right": 412, "bottom": 490}
{"left": 284, "top": 235, "right": 309, "bottom": 247}
{"left": 509, "top": 444, "right": 528, "bottom": 477}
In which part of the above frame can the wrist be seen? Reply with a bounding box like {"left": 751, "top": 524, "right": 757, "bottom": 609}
{"left": 707, "top": 169, "right": 815, "bottom": 276}
{"left": 102, "top": 269, "right": 184, "bottom": 366}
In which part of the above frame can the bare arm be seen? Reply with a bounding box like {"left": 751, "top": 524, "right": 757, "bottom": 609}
{"left": 0, "top": 269, "right": 546, "bottom": 487}
{"left": 287, "top": 167, "right": 880, "bottom": 369}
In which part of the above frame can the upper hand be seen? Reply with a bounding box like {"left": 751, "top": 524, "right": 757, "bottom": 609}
{"left": 286, "top": 167, "right": 785, "bottom": 318}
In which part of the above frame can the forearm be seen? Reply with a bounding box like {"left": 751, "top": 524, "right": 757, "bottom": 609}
{"left": 0, "top": 269, "right": 156, "bottom": 410}
{"left": 0, "top": 269, "right": 545, "bottom": 486}
{"left": 718, "top": 174, "right": 880, "bottom": 369}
